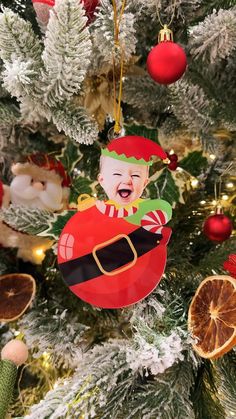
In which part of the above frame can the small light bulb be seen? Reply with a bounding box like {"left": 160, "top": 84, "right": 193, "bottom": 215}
{"left": 191, "top": 178, "right": 199, "bottom": 188}
{"left": 209, "top": 154, "right": 216, "bottom": 161}
{"left": 226, "top": 182, "right": 234, "bottom": 189}
{"left": 35, "top": 248, "right": 44, "bottom": 256}
{"left": 33, "top": 247, "right": 46, "bottom": 263}
{"left": 222, "top": 194, "right": 229, "bottom": 201}
{"left": 200, "top": 200, "right": 206, "bottom": 205}
{"left": 212, "top": 200, "right": 217, "bottom": 206}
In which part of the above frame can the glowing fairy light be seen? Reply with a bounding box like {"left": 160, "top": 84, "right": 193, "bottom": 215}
{"left": 191, "top": 178, "right": 199, "bottom": 188}
{"left": 222, "top": 194, "right": 229, "bottom": 201}
{"left": 209, "top": 154, "right": 216, "bottom": 161}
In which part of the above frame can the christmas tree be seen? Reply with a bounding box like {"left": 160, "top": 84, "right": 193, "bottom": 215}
{"left": 0, "top": 0, "right": 235, "bottom": 417}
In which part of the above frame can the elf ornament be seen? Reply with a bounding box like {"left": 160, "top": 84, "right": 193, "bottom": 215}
{"left": 147, "top": 25, "right": 187, "bottom": 85}
{"left": 32, "top": 0, "right": 100, "bottom": 28}
{"left": 58, "top": 135, "right": 172, "bottom": 309}
{"left": 203, "top": 207, "right": 233, "bottom": 242}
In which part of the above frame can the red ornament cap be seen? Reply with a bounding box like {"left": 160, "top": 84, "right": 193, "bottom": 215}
{"left": 102, "top": 135, "right": 168, "bottom": 166}
{"left": 158, "top": 25, "right": 174, "bottom": 43}
{"left": 223, "top": 254, "right": 236, "bottom": 278}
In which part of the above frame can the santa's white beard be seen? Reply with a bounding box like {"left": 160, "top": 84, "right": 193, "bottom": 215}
{"left": 10, "top": 174, "right": 63, "bottom": 211}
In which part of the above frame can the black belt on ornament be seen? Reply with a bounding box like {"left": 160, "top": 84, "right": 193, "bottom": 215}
{"left": 59, "top": 227, "right": 162, "bottom": 286}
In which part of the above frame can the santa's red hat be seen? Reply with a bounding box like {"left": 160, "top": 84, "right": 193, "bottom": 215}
{"left": 101, "top": 135, "right": 169, "bottom": 165}
{"left": 11, "top": 153, "right": 71, "bottom": 187}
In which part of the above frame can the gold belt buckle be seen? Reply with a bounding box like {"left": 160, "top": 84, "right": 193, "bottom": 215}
{"left": 92, "top": 234, "right": 137, "bottom": 276}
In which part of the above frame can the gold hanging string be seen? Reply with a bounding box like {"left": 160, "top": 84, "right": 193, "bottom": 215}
{"left": 112, "top": 0, "right": 126, "bottom": 44}
{"left": 111, "top": 0, "right": 126, "bottom": 135}
{"left": 155, "top": 0, "right": 177, "bottom": 28}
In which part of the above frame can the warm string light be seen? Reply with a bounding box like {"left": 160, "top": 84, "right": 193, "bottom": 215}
{"left": 33, "top": 247, "right": 46, "bottom": 263}
{"left": 226, "top": 182, "right": 234, "bottom": 189}
{"left": 209, "top": 154, "right": 216, "bottom": 161}
{"left": 191, "top": 178, "right": 199, "bottom": 188}
{"left": 222, "top": 194, "right": 229, "bottom": 201}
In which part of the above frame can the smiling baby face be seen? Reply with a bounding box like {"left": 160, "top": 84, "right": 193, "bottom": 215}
{"left": 98, "top": 156, "right": 149, "bottom": 205}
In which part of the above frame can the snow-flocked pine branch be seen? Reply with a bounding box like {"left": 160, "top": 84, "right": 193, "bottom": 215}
{"left": 51, "top": 101, "right": 98, "bottom": 145}
{"left": 42, "top": 0, "right": 92, "bottom": 106}
{"left": 189, "top": 7, "right": 236, "bottom": 63}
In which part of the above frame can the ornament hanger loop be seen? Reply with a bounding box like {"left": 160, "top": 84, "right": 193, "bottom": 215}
{"left": 155, "top": 0, "right": 177, "bottom": 28}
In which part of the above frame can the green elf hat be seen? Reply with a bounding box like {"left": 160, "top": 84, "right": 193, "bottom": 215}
{"left": 102, "top": 135, "right": 169, "bottom": 166}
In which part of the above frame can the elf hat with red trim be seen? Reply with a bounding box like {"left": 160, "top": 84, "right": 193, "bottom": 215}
{"left": 101, "top": 135, "right": 169, "bottom": 166}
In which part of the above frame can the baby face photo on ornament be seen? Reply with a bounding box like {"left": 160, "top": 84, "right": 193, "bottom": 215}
{"left": 98, "top": 156, "right": 149, "bottom": 206}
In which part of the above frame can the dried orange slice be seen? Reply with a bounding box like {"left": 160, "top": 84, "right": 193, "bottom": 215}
{"left": 0, "top": 273, "right": 36, "bottom": 322}
{"left": 188, "top": 275, "right": 236, "bottom": 359}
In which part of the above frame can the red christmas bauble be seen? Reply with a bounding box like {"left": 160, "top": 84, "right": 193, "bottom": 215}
{"left": 147, "top": 41, "right": 187, "bottom": 85}
{"left": 203, "top": 213, "right": 233, "bottom": 242}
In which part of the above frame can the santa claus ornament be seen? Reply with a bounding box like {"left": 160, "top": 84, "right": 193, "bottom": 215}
{"left": 32, "top": 0, "right": 100, "bottom": 28}
{"left": 58, "top": 135, "right": 173, "bottom": 309}
{"left": 10, "top": 153, "right": 71, "bottom": 212}
{"left": 0, "top": 153, "right": 70, "bottom": 264}
{"left": 147, "top": 25, "right": 187, "bottom": 85}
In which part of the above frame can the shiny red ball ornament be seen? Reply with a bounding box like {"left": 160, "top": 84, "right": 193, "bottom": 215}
{"left": 147, "top": 25, "right": 187, "bottom": 85}
{"left": 203, "top": 212, "right": 233, "bottom": 242}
